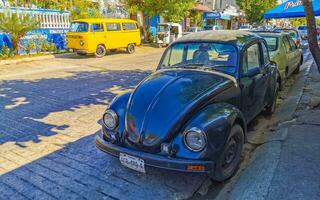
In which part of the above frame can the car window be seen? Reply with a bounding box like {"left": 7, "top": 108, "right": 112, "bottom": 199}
{"left": 106, "top": 23, "right": 121, "bottom": 31}
{"left": 288, "top": 37, "right": 297, "bottom": 50}
{"left": 261, "top": 42, "right": 270, "bottom": 66}
{"left": 298, "top": 26, "right": 307, "bottom": 30}
{"left": 160, "top": 42, "right": 238, "bottom": 75}
{"left": 91, "top": 23, "right": 104, "bottom": 32}
{"left": 122, "top": 23, "right": 137, "bottom": 31}
{"left": 242, "top": 43, "right": 261, "bottom": 75}
{"left": 282, "top": 36, "right": 291, "bottom": 53}
{"left": 70, "top": 22, "right": 88, "bottom": 32}
{"left": 262, "top": 36, "right": 278, "bottom": 51}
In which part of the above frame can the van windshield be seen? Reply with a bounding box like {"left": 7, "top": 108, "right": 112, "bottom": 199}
{"left": 70, "top": 22, "right": 88, "bottom": 32}
{"left": 158, "top": 25, "right": 170, "bottom": 32}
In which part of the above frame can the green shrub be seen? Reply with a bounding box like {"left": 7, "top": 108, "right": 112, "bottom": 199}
{"left": 25, "top": 39, "right": 36, "bottom": 55}
{"left": 0, "top": 44, "right": 12, "bottom": 59}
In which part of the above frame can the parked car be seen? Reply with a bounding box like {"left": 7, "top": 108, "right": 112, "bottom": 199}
{"left": 157, "top": 23, "right": 183, "bottom": 47}
{"left": 203, "top": 25, "right": 223, "bottom": 31}
{"left": 297, "top": 25, "right": 308, "bottom": 40}
{"left": 273, "top": 28, "right": 302, "bottom": 48}
{"left": 257, "top": 32, "right": 303, "bottom": 89}
{"left": 297, "top": 25, "right": 320, "bottom": 40}
{"left": 96, "top": 30, "right": 279, "bottom": 182}
{"left": 238, "top": 25, "right": 252, "bottom": 31}
{"left": 67, "top": 18, "right": 141, "bottom": 58}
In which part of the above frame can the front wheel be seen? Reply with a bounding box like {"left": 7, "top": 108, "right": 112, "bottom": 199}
{"left": 209, "top": 124, "right": 244, "bottom": 182}
{"left": 293, "top": 57, "right": 302, "bottom": 74}
{"left": 127, "top": 44, "right": 135, "bottom": 54}
{"left": 95, "top": 45, "right": 106, "bottom": 58}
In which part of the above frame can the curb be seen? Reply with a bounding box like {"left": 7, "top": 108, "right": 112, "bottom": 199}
{"left": 0, "top": 53, "right": 74, "bottom": 66}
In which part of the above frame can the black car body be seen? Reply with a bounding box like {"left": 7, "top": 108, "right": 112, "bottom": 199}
{"left": 96, "top": 30, "right": 279, "bottom": 181}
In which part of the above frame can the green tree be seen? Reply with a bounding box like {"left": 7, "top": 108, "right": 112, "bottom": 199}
{"left": 70, "top": 0, "right": 101, "bottom": 20}
{"left": 162, "top": 0, "right": 196, "bottom": 23}
{"left": 236, "top": 0, "right": 277, "bottom": 24}
{"left": 0, "top": 12, "right": 39, "bottom": 55}
{"left": 125, "top": 0, "right": 165, "bottom": 41}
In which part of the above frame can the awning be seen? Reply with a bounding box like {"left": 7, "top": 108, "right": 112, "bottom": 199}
{"left": 193, "top": 4, "right": 212, "bottom": 12}
{"left": 264, "top": 0, "right": 320, "bottom": 19}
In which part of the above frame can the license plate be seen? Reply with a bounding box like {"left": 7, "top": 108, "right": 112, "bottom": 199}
{"left": 119, "top": 153, "right": 146, "bottom": 173}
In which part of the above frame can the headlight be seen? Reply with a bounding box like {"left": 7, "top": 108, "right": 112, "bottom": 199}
{"left": 103, "top": 110, "right": 118, "bottom": 130}
{"left": 79, "top": 40, "right": 84, "bottom": 46}
{"left": 184, "top": 128, "right": 207, "bottom": 152}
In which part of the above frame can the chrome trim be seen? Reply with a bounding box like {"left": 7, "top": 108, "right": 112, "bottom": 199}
{"left": 102, "top": 110, "right": 119, "bottom": 130}
{"left": 183, "top": 127, "right": 207, "bottom": 152}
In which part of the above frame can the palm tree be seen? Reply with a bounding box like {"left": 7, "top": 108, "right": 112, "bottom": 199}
{"left": 0, "top": 12, "right": 39, "bottom": 55}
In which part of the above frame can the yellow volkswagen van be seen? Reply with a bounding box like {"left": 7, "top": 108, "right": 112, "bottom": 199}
{"left": 67, "top": 18, "right": 141, "bottom": 57}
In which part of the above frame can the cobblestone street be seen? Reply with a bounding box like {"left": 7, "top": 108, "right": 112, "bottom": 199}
{"left": 0, "top": 46, "right": 207, "bottom": 200}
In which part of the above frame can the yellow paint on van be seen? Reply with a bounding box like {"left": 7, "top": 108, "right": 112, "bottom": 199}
{"left": 66, "top": 18, "right": 141, "bottom": 55}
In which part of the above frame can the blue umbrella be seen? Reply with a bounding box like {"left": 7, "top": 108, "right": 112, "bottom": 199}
{"left": 264, "top": 0, "right": 320, "bottom": 19}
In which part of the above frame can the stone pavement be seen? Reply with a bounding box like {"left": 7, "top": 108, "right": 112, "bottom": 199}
{"left": 217, "top": 54, "right": 320, "bottom": 200}
{"left": 0, "top": 47, "right": 207, "bottom": 200}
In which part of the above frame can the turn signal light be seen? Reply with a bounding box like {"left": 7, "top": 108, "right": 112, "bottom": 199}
{"left": 187, "top": 165, "right": 205, "bottom": 172}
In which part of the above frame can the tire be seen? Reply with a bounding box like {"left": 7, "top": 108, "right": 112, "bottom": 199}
{"left": 127, "top": 44, "right": 135, "bottom": 54}
{"left": 293, "top": 57, "right": 302, "bottom": 74}
{"left": 95, "top": 45, "right": 106, "bottom": 58}
{"left": 209, "top": 124, "right": 244, "bottom": 182}
{"left": 264, "top": 82, "right": 279, "bottom": 115}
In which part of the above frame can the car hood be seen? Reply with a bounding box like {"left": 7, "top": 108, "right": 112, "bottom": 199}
{"left": 125, "top": 68, "right": 235, "bottom": 150}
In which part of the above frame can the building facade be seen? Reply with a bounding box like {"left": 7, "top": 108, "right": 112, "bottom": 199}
{"left": 199, "top": 0, "right": 241, "bottom": 30}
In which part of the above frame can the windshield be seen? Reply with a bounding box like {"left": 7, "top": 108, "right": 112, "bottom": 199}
{"left": 160, "top": 42, "right": 238, "bottom": 75}
{"left": 158, "top": 25, "right": 169, "bottom": 32}
{"left": 262, "top": 36, "right": 278, "bottom": 52}
{"left": 70, "top": 22, "right": 88, "bottom": 32}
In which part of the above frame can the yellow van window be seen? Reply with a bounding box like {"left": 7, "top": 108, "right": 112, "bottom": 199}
{"left": 122, "top": 23, "right": 137, "bottom": 31}
{"left": 70, "top": 22, "right": 88, "bottom": 32}
{"left": 91, "top": 23, "right": 104, "bottom": 32}
{"left": 106, "top": 23, "right": 121, "bottom": 31}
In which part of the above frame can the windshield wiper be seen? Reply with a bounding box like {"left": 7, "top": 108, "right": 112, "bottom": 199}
{"left": 169, "top": 63, "right": 206, "bottom": 68}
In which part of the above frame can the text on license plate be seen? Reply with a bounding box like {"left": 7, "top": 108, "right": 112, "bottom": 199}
{"left": 119, "top": 153, "right": 146, "bottom": 173}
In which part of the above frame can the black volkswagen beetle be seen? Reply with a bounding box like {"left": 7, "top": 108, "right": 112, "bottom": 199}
{"left": 96, "top": 30, "right": 279, "bottom": 181}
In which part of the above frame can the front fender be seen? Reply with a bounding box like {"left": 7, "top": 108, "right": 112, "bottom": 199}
{"left": 107, "top": 92, "right": 132, "bottom": 136}
{"left": 171, "top": 103, "right": 246, "bottom": 161}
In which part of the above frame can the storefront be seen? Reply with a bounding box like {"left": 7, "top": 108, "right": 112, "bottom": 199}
{"left": 203, "top": 12, "right": 232, "bottom": 30}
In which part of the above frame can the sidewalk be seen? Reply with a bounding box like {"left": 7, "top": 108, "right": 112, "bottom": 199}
{"left": 218, "top": 59, "right": 320, "bottom": 200}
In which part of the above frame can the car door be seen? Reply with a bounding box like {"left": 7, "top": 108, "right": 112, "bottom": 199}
{"left": 239, "top": 42, "right": 268, "bottom": 122}
{"left": 287, "top": 36, "right": 301, "bottom": 73}
{"left": 105, "top": 23, "right": 122, "bottom": 49}
{"left": 90, "top": 23, "right": 106, "bottom": 49}
{"left": 282, "top": 35, "right": 295, "bottom": 75}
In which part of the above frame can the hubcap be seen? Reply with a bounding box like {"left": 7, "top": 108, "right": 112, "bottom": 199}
{"left": 97, "top": 47, "right": 104, "bottom": 55}
{"left": 222, "top": 136, "right": 239, "bottom": 169}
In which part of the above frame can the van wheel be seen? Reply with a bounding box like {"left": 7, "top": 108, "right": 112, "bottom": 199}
{"left": 209, "top": 124, "right": 244, "bottom": 182}
{"left": 95, "top": 45, "right": 106, "bottom": 58}
{"left": 127, "top": 44, "right": 135, "bottom": 54}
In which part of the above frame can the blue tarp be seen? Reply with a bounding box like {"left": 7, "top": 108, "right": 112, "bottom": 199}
{"left": 264, "top": 0, "right": 320, "bottom": 19}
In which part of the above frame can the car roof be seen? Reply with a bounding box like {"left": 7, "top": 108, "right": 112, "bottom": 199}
{"left": 175, "top": 30, "right": 260, "bottom": 48}
{"left": 72, "top": 18, "right": 137, "bottom": 23}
